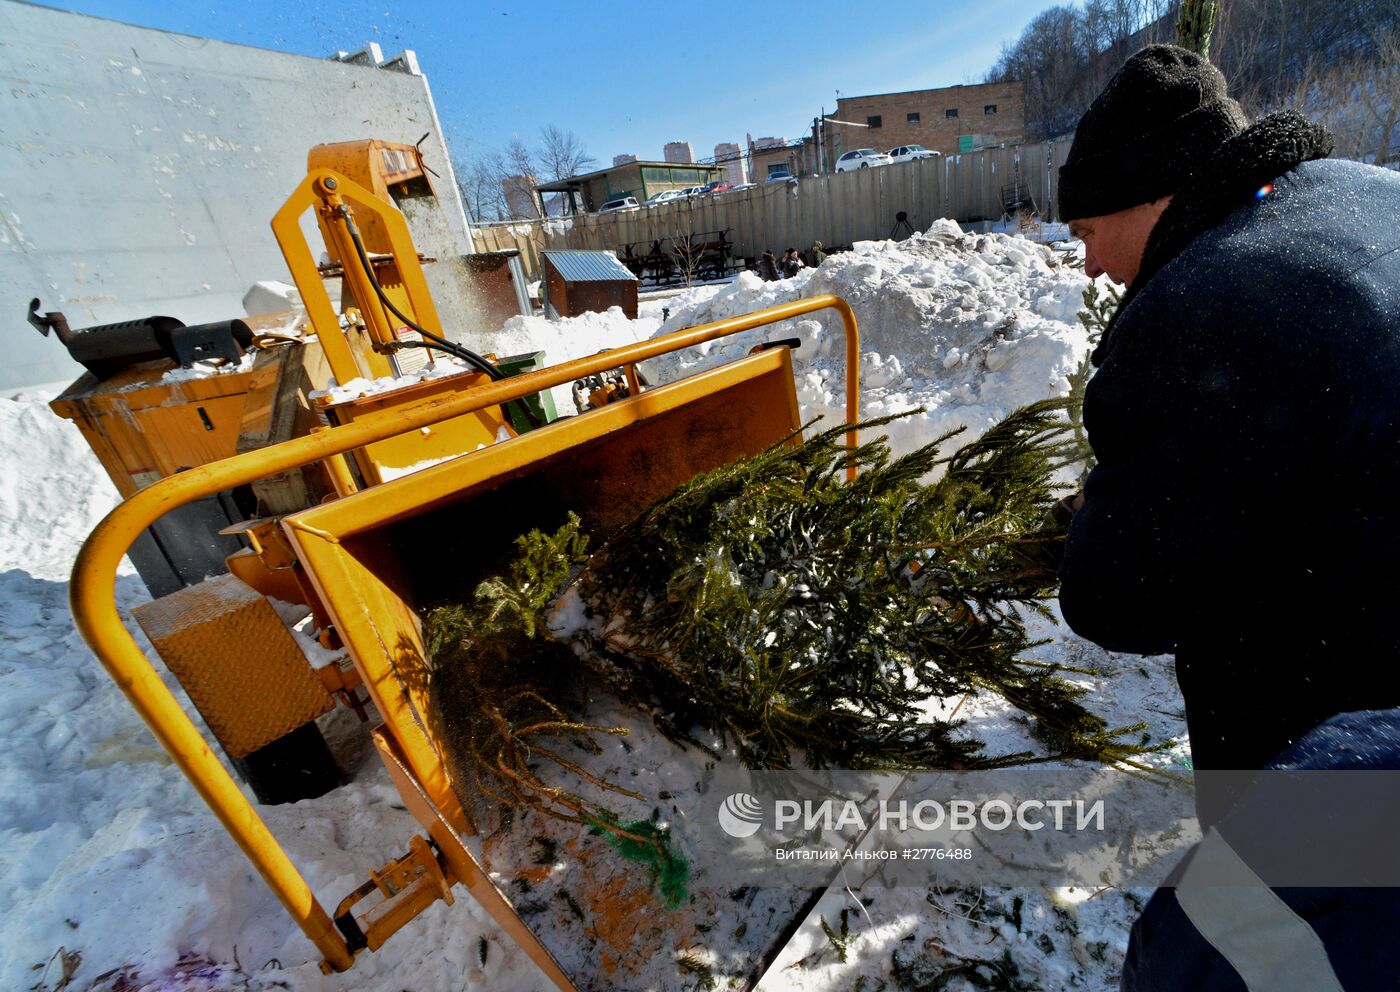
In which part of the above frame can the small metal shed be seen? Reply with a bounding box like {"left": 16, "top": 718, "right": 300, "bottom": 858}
{"left": 541, "top": 249, "right": 639, "bottom": 320}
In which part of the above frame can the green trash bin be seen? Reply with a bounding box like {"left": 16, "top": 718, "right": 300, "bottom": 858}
{"left": 496, "top": 351, "right": 558, "bottom": 433}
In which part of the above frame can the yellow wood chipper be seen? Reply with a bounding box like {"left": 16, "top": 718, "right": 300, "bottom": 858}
{"left": 48, "top": 138, "right": 863, "bottom": 990}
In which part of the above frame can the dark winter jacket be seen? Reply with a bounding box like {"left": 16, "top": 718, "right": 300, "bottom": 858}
{"left": 1121, "top": 708, "right": 1400, "bottom": 992}
{"left": 1059, "top": 141, "right": 1400, "bottom": 776}
{"left": 757, "top": 253, "right": 780, "bottom": 281}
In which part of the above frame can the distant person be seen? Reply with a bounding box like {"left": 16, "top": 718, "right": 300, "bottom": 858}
{"left": 780, "top": 248, "right": 805, "bottom": 278}
{"left": 757, "top": 250, "right": 779, "bottom": 281}
{"left": 806, "top": 240, "right": 827, "bottom": 268}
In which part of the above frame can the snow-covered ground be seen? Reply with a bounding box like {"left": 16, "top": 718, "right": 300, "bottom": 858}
{"left": 0, "top": 222, "right": 1188, "bottom": 992}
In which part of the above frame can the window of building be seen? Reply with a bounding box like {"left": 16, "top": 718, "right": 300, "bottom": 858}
{"left": 985, "top": 104, "right": 998, "bottom": 115}
{"left": 907, "top": 111, "right": 920, "bottom": 124}
{"left": 945, "top": 108, "right": 959, "bottom": 119}
{"left": 867, "top": 115, "right": 882, "bottom": 128}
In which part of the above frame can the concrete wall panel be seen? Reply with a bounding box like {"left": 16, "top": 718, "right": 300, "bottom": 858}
{"left": 0, "top": 2, "right": 472, "bottom": 390}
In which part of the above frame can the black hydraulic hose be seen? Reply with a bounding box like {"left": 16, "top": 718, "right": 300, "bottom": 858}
{"left": 337, "top": 209, "right": 542, "bottom": 429}
{"left": 339, "top": 210, "right": 500, "bottom": 377}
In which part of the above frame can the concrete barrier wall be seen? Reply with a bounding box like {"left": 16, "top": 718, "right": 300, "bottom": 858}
{"left": 472, "top": 140, "right": 1074, "bottom": 282}
{"left": 0, "top": 2, "right": 473, "bottom": 391}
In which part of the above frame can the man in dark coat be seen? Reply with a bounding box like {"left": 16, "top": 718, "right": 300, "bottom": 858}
{"left": 1057, "top": 44, "right": 1400, "bottom": 787}
{"left": 1054, "top": 43, "right": 1400, "bottom": 991}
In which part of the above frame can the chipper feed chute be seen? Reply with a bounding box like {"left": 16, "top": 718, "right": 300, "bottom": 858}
{"left": 69, "top": 293, "right": 863, "bottom": 989}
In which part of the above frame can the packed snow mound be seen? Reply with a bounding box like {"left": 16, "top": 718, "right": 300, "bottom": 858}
{"left": 641, "top": 221, "right": 1095, "bottom": 459}
{"left": 0, "top": 389, "right": 129, "bottom": 582}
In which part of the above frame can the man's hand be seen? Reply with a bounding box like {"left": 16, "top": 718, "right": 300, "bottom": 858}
{"left": 1051, "top": 493, "right": 1086, "bottom": 527}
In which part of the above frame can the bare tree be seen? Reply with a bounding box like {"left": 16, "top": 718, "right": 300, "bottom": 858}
{"left": 989, "top": 1, "right": 1172, "bottom": 140}
{"left": 538, "top": 125, "right": 596, "bottom": 181}
{"left": 496, "top": 137, "right": 542, "bottom": 219}
{"left": 503, "top": 136, "right": 536, "bottom": 179}
{"left": 990, "top": 0, "right": 1400, "bottom": 146}
{"left": 454, "top": 153, "right": 508, "bottom": 223}
{"left": 1361, "top": 26, "right": 1400, "bottom": 165}
{"left": 1274, "top": 24, "right": 1400, "bottom": 165}
{"left": 537, "top": 125, "right": 595, "bottom": 216}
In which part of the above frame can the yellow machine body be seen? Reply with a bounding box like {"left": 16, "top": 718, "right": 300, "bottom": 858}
{"left": 314, "top": 366, "right": 507, "bottom": 488}
{"left": 49, "top": 311, "right": 312, "bottom": 500}
{"left": 271, "top": 166, "right": 515, "bottom": 480}
{"left": 71, "top": 296, "right": 861, "bottom": 987}
{"left": 307, "top": 139, "right": 436, "bottom": 257}
{"left": 131, "top": 574, "right": 336, "bottom": 760}
{"left": 66, "top": 143, "right": 865, "bottom": 991}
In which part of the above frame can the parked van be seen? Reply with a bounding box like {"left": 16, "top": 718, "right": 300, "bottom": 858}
{"left": 599, "top": 196, "right": 640, "bottom": 214}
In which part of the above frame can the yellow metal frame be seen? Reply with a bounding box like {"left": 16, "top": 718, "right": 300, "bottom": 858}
{"left": 67, "top": 295, "right": 861, "bottom": 981}
{"left": 270, "top": 168, "right": 448, "bottom": 386}
{"left": 270, "top": 169, "right": 514, "bottom": 478}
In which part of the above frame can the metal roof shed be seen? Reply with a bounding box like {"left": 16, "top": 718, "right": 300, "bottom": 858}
{"left": 541, "top": 250, "right": 639, "bottom": 321}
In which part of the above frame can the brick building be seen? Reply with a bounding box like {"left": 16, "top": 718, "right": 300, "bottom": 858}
{"left": 664, "top": 140, "right": 695, "bottom": 164}
{"left": 822, "top": 80, "right": 1023, "bottom": 169}
{"left": 748, "top": 135, "right": 801, "bottom": 181}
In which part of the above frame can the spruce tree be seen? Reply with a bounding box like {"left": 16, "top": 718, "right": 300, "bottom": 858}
{"left": 424, "top": 404, "right": 1153, "bottom": 836}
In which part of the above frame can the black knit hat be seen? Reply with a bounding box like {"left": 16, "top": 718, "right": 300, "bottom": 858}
{"left": 1058, "top": 45, "right": 1248, "bottom": 221}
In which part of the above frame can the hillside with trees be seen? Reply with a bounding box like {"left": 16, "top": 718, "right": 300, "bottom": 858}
{"left": 989, "top": 0, "right": 1399, "bottom": 165}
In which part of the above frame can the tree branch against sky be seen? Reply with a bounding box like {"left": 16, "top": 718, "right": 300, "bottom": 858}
{"left": 537, "top": 125, "right": 596, "bottom": 182}
{"left": 990, "top": 0, "right": 1400, "bottom": 144}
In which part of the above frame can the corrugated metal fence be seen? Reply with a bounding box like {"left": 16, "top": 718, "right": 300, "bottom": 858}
{"left": 472, "top": 140, "right": 1074, "bottom": 282}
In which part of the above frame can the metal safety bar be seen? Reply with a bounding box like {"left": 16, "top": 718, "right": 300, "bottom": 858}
{"left": 67, "top": 293, "right": 861, "bottom": 974}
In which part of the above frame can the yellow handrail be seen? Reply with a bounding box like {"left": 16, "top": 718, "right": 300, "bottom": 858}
{"left": 67, "top": 293, "right": 860, "bottom": 973}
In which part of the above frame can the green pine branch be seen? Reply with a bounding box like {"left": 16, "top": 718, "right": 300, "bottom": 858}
{"left": 424, "top": 403, "right": 1152, "bottom": 845}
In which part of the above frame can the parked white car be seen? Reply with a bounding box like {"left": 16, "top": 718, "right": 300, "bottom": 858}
{"left": 644, "top": 190, "right": 684, "bottom": 207}
{"left": 834, "top": 149, "right": 893, "bottom": 172}
{"left": 599, "top": 196, "right": 640, "bottom": 214}
{"left": 888, "top": 144, "right": 941, "bottom": 163}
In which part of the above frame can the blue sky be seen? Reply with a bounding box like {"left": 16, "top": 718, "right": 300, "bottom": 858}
{"left": 44, "top": 0, "right": 1079, "bottom": 169}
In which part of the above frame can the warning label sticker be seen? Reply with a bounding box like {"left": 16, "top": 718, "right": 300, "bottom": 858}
{"left": 391, "top": 327, "right": 430, "bottom": 377}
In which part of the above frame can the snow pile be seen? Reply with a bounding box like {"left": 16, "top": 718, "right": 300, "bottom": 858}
{"left": 0, "top": 388, "right": 127, "bottom": 582}
{"left": 641, "top": 219, "right": 1094, "bottom": 458}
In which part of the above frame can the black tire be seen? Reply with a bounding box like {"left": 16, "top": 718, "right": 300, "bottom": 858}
{"left": 860, "top": 162, "right": 869, "bottom": 168}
